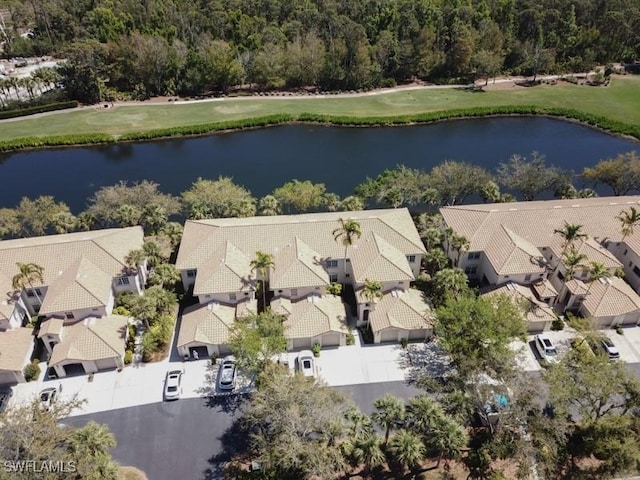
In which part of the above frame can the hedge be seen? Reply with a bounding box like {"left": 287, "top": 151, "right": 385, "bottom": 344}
{"left": 0, "top": 101, "right": 78, "bottom": 120}
{"left": 0, "top": 107, "right": 637, "bottom": 152}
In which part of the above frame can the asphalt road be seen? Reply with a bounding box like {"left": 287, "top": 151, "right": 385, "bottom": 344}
{"left": 65, "top": 381, "right": 421, "bottom": 480}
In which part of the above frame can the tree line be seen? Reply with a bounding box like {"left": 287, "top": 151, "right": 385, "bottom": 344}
{"left": 1, "top": 150, "right": 638, "bottom": 240}
{"left": 1, "top": 0, "right": 639, "bottom": 103}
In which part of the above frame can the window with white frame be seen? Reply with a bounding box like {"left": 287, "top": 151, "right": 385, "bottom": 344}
{"left": 326, "top": 260, "right": 338, "bottom": 268}
{"left": 407, "top": 255, "right": 416, "bottom": 263}
{"left": 116, "top": 276, "right": 130, "bottom": 286}
{"left": 464, "top": 266, "right": 477, "bottom": 274}
{"left": 468, "top": 251, "right": 481, "bottom": 260}
{"left": 229, "top": 293, "right": 237, "bottom": 301}
{"left": 65, "top": 312, "right": 74, "bottom": 319}
{"left": 524, "top": 274, "right": 532, "bottom": 282}
{"left": 186, "top": 269, "right": 196, "bottom": 278}
{"left": 329, "top": 274, "right": 338, "bottom": 283}
{"left": 26, "top": 290, "right": 35, "bottom": 298}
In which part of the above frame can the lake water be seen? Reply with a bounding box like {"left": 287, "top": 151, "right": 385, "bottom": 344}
{"left": 0, "top": 117, "right": 638, "bottom": 212}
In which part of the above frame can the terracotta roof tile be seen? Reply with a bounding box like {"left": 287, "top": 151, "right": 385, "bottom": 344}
{"left": 368, "top": 288, "right": 435, "bottom": 333}
{"left": 0, "top": 327, "right": 34, "bottom": 372}
{"left": 271, "top": 295, "right": 348, "bottom": 339}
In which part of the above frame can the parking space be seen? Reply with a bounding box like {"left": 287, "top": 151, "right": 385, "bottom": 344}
{"left": 510, "top": 340, "right": 541, "bottom": 372}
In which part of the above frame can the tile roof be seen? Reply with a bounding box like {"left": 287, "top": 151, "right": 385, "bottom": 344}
{"left": 235, "top": 299, "right": 258, "bottom": 318}
{"left": 531, "top": 279, "right": 558, "bottom": 298}
{"left": 350, "top": 232, "right": 415, "bottom": 283}
{"left": 271, "top": 294, "right": 348, "bottom": 339}
{"left": 581, "top": 276, "right": 640, "bottom": 318}
{"left": 39, "top": 256, "right": 113, "bottom": 315}
{"left": 176, "top": 209, "right": 426, "bottom": 274}
{"left": 270, "top": 237, "right": 330, "bottom": 289}
{"left": 193, "top": 241, "right": 255, "bottom": 296}
{"left": 37, "top": 318, "right": 64, "bottom": 338}
{"left": 368, "top": 288, "right": 435, "bottom": 333}
{"left": 551, "top": 237, "right": 621, "bottom": 269}
{"left": 482, "top": 282, "right": 557, "bottom": 325}
{"left": 0, "top": 327, "right": 34, "bottom": 372}
{"left": 48, "top": 315, "right": 128, "bottom": 366}
{"left": 0, "top": 227, "right": 143, "bottom": 313}
{"left": 566, "top": 279, "right": 588, "bottom": 295}
{"left": 483, "top": 226, "right": 547, "bottom": 275}
{"left": 441, "top": 196, "right": 640, "bottom": 253}
{"left": 177, "top": 301, "right": 237, "bottom": 348}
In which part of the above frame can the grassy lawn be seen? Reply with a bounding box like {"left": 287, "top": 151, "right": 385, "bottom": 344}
{"left": 0, "top": 76, "right": 639, "bottom": 141}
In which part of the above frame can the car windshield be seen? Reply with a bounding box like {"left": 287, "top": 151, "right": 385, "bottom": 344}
{"left": 546, "top": 347, "right": 558, "bottom": 356}
{"left": 40, "top": 392, "right": 50, "bottom": 401}
{"left": 167, "top": 386, "right": 177, "bottom": 392}
{"left": 602, "top": 338, "right": 614, "bottom": 347}
{"left": 302, "top": 359, "right": 312, "bottom": 369}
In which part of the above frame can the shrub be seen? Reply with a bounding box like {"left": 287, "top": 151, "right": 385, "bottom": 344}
{"left": 551, "top": 318, "right": 565, "bottom": 330}
{"left": 327, "top": 282, "right": 342, "bottom": 295}
{"left": 312, "top": 343, "right": 321, "bottom": 357}
{"left": 124, "top": 350, "right": 133, "bottom": 365}
{"left": 0, "top": 101, "right": 78, "bottom": 120}
{"left": 615, "top": 324, "right": 624, "bottom": 335}
{"left": 113, "top": 306, "right": 131, "bottom": 316}
{"left": 400, "top": 337, "right": 408, "bottom": 349}
{"left": 24, "top": 360, "right": 41, "bottom": 382}
{"left": 346, "top": 330, "right": 355, "bottom": 345}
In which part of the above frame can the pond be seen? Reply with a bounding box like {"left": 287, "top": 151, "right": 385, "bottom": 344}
{"left": 0, "top": 116, "right": 638, "bottom": 212}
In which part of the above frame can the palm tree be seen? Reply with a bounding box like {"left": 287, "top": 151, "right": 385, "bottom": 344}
{"left": 562, "top": 245, "right": 587, "bottom": 280}
{"left": 361, "top": 279, "right": 383, "bottom": 303}
{"left": 586, "top": 261, "right": 611, "bottom": 294}
{"left": 51, "top": 211, "right": 77, "bottom": 234}
{"left": 451, "top": 233, "right": 470, "bottom": 266}
{"left": 149, "top": 263, "right": 181, "bottom": 288}
{"left": 114, "top": 204, "right": 142, "bottom": 227}
{"left": 143, "top": 240, "right": 165, "bottom": 268}
{"left": 257, "top": 195, "right": 281, "bottom": 216}
{"left": 69, "top": 421, "right": 116, "bottom": 457}
{"left": 332, "top": 218, "right": 362, "bottom": 275}
{"left": 424, "top": 248, "right": 449, "bottom": 275}
{"left": 617, "top": 207, "right": 640, "bottom": 243}
{"left": 372, "top": 394, "right": 405, "bottom": 445}
{"left": 160, "top": 222, "right": 184, "bottom": 250}
{"left": 429, "top": 415, "right": 468, "bottom": 468}
{"left": 141, "top": 204, "right": 168, "bottom": 235}
{"left": 553, "top": 222, "right": 587, "bottom": 256}
{"left": 431, "top": 268, "right": 469, "bottom": 306}
{"left": 350, "top": 430, "right": 385, "bottom": 476}
{"left": 250, "top": 251, "right": 275, "bottom": 307}
{"left": 387, "top": 429, "right": 425, "bottom": 474}
{"left": 405, "top": 395, "right": 441, "bottom": 435}
{"left": 421, "top": 228, "right": 443, "bottom": 252}
{"left": 75, "top": 212, "right": 96, "bottom": 231}
{"left": 125, "top": 249, "right": 146, "bottom": 273}
{"left": 12, "top": 262, "right": 45, "bottom": 305}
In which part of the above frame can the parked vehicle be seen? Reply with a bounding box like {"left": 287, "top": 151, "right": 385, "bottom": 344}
{"left": 0, "top": 386, "right": 13, "bottom": 413}
{"left": 599, "top": 337, "right": 620, "bottom": 360}
{"left": 534, "top": 334, "right": 560, "bottom": 364}
{"left": 296, "top": 350, "right": 315, "bottom": 377}
{"left": 39, "top": 387, "right": 58, "bottom": 410}
{"left": 218, "top": 356, "right": 237, "bottom": 391}
{"left": 164, "top": 369, "right": 183, "bottom": 400}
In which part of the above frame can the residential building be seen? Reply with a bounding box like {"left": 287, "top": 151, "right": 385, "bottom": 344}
{"left": 441, "top": 196, "right": 640, "bottom": 327}
{"left": 175, "top": 209, "right": 429, "bottom": 350}
{"left": 0, "top": 227, "right": 145, "bottom": 382}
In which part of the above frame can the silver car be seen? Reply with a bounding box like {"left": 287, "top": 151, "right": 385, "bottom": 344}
{"left": 218, "top": 356, "right": 237, "bottom": 391}
{"left": 164, "top": 370, "right": 183, "bottom": 400}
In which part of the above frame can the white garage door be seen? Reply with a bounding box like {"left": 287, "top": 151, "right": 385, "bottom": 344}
{"left": 0, "top": 371, "right": 17, "bottom": 385}
{"left": 380, "top": 330, "right": 398, "bottom": 343}
{"left": 321, "top": 333, "right": 341, "bottom": 347}
{"left": 292, "top": 338, "right": 310, "bottom": 350}
{"left": 95, "top": 358, "right": 117, "bottom": 371}
{"left": 408, "top": 329, "right": 427, "bottom": 341}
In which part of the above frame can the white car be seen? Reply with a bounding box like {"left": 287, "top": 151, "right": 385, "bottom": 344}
{"left": 296, "top": 350, "right": 315, "bottom": 377}
{"left": 534, "top": 334, "right": 560, "bottom": 364}
{"left": 218, "top": 356, "right": 237, "bottom": 391}
{"left": 600, "top": 337, "right": 620, "bottom": 360}
{"left": 39, "top": 387, "right": 58, "bottom": 411}
{"left": 164, "top": 369, "right": 183, "bottom": 401}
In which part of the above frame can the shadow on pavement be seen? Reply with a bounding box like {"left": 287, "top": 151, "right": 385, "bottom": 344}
{"left": 203, "top": 418, "right": 253, "bottom": 480}
{"left": 399, "top": 340, "right": 455, "bottom": 386}
{"left": 203, "top": 393, "right": 249, "bottom": 415}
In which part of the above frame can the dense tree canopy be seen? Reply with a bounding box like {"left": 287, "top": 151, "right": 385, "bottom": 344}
{"left": 3, "top": 0, "right": 638, "bottom": 102}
